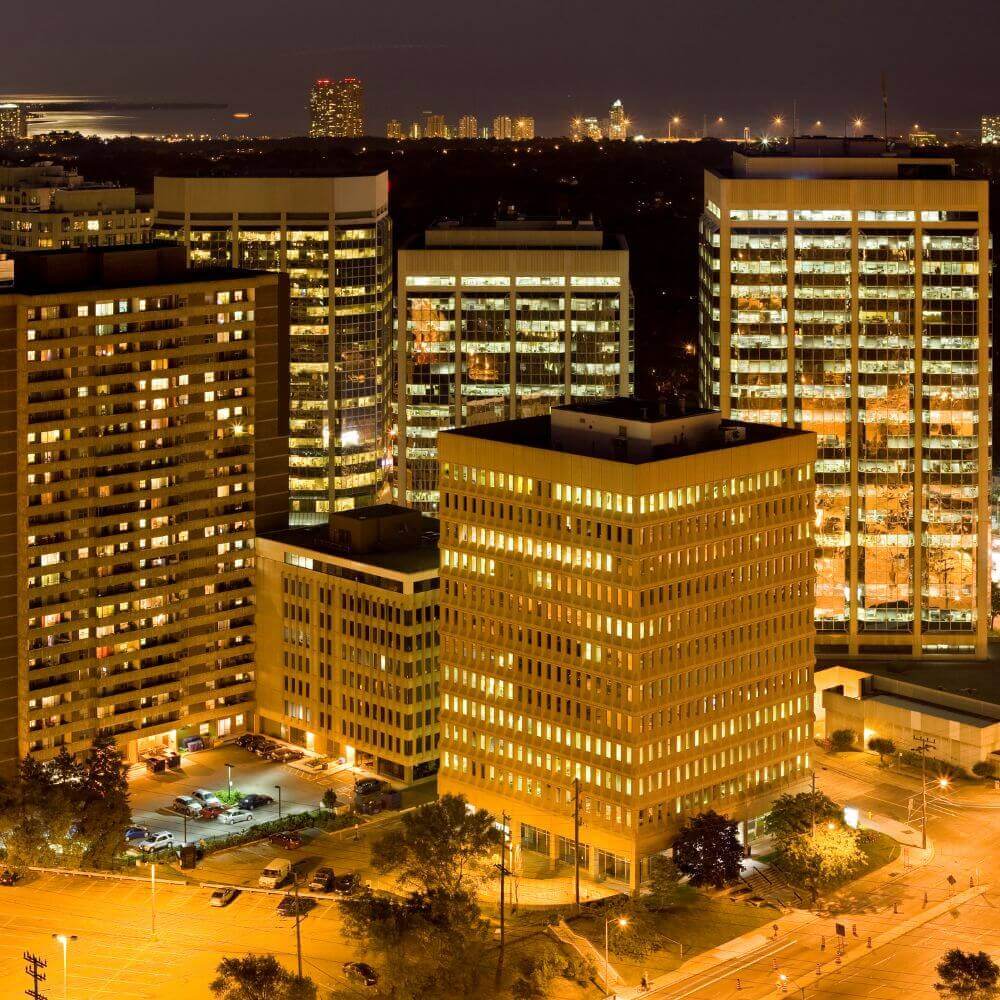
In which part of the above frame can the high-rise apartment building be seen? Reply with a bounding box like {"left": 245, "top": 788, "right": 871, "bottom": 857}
{"left": 608, "top": 100, "right": 629, "bottom": 141}
{"left": 154, "top": 174, "right": 392, "bottom": 521}
{"left": 572, "top": 117, "right": 603, "bottom": 141}
{"left": 981, "top": 116, "right": 1000, "bottom": 145}
{"left": 424, "top": 114, "right": 447, "bottom": 139}
{"left": 408, "top": 121, "right": 423, "bottom": 140}
{"left": 513, "top": 116, "right": 535, "bottom": 140}
{"left": 493, "top": 116, "right": 513, "bottom": 140}
{"left": 309, "top": 77, "right": 364, "bottom": 138}
{"left": 0, "top": 245, "right": 289, "bottom": 769}
{"left": 396, "top": 220, "right": 633, "bottom": 511}
{"left": 437, "top": 400, "right": 817, "bottom": 887}
{"left": 0, "top": 104, "right": 28, "bottom": 142}
{"left": 458, "top": 115, "right": 479, "bottom": 139}
{"left": 386, "top": 120, "right": 403, "bottom": 140}
{"left": 699, "top": 140, "right": 990, "bottom": 658}
{"left": 255, "top": 504, "right": 440, "bottom": 783}
{"left": 0, "top": 164, "right": 150, "bottom": 251}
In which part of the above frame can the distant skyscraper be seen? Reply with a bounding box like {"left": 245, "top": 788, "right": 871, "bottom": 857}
{"left": 700, "top": 140, "right": 991, "bottom": 658}
{"left": 424, "top": 113, "right": 447, "bottom": 139}
{"left": 155, "top": 174, "right": 392, "bottom": 521}
{"left": 0, "top": 245, "right": 288, "bottom": 768}
{"left": 408, "top": 121, "right": 423, "bottom": 140}
{"left": 458, "top": 115, "right": 478, "bottom": 139}
{"left": 0, "top": 103, "right": 27, "bottom": 142}
{"left": 572, "top": 117, "right": 603, "bottom": 141}
{"left": 608, "top": 99, "right": 629, "bottom": 140}
{"left": 493, "top": 115, "right": 513, "bottom": 140}
{"left": 396, "top": 220, "right": 633, "bottom": 511}
{"left": 513, "top": 115, "right": 535, "bottom": 140}
{"left": 981, "top": 115, "right": 1000, "bottom": 144}
{"left": 437, "top": 399, "right": 817, "bottom": 887}
{"left": 309, "top": 77, "right": 364, "bottom": 137}
{"left": 386, "top": 119, "right": 403, "bottom": 140}
{"left": 907, "top": 126, "right": 939, "bottom": 147}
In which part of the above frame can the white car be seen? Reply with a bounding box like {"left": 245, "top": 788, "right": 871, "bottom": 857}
{"left": 137, "top": 831, "right": 174, "bottom": 853}
{"left": 193, "top": 789, "right": 223, "bottom": 808}
{"left": 218, "top": 808, "right": 253, "bottom": 825}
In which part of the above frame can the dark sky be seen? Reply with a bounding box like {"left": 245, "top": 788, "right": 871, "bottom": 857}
{"left": 5, "top": 0, "right": 999, "bottom": 137}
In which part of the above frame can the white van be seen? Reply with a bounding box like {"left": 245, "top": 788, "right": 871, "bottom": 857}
{"left": 258, "top": 858, "right": 292, "bottom": 889}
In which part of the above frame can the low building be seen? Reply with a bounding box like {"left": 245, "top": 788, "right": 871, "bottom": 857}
{"left": 817, "top": 665, "right": 1000, "bottom": 772}
{"left": 0, "top": 163, "right": 150, "bottom": 251}
{"left": 255, "top": 505, "right": 441, "bottom": 784}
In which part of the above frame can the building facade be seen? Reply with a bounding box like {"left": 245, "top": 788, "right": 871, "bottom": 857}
{"left": 493, "top": 116, "right": 513, "bottom": 140}
{"left": 0, "top": 164, "right": 149, "bottom": 251}
{"left": 153, "top": 174, "right": 392, "bottom": 521}
{"left": 0, "top": 245, "right": 289, "bottom": 769}
{"left": 396, "top": 221, "right": 633, "bottom": 511}
{"left": 424, "top": 114, "right": 447, "bottom": 139}
{"left": 309, "top": 78, "right": 364, "bottom": 138}
{"left": 458, "top": 115, "right": 479, "bottom": 139}
{"left": 981, "top": 116, "right": 1000, "bottom": 145}
{"left": 437, "top": 400, "right": 817, "bottom": 887}
{"left": 513, "top": 116, "right": 535, "bottom": 140}
{"left": 608, "top": 100, "right": 629, "bottom": 141}
{"left": 255, "top": 505, "right": 440, "bottom": 783}
{"left": 0, "top": 104, "right": 28, "bottom": 142}
{"left": 386, "top": 120, "right": 403, "bottom": 140}
{"left": 699, "top": 141, "right": 991, "bottom": 659}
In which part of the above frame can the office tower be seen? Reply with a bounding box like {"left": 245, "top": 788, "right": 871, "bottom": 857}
{"left": 513, "top": 116, "right": 535, "bottom": 140}
{"left": 0, "top": 164, "right": 150, "bottom": 251}
{"left": 700, "top": 139, "right": 990, "bottom": 658}
{"left": 396, "top": 220, "right": 633, "bottom": 511}
{"left": 493, "top": 115, "right": 513, "bottom": 140}
{"left": 437, "top": 399, "right": 817, "bottom": 888}
{"left": 981, "top": 116, "right": 1000, "bottom": 145}
{"left": 154, "top": 174, "right": 392, "bottom": 522}
{"left": 308, "top": 77, "right": 364, "bottom": 137}
{"left": 255, "top": 505, "right": 440, "bottom": 782}
{"left": 408, "top": 121, "right": 423, "bottom": 140}
{"left": 608, "top": 99, "right": 629, "bottom": 140}
{"left": 424, "top": 113, "right": 447, "bottom": 139}
{"left": 386, "top": 119, "right": 403, "bottom": 140}
{"left": 458, "top": 115, "right": 479, "bottom": 139}
{"left": 572, "top": 117, "right": 603, "bottom": 141}
{"left": 0, "top": 245, "right": 289, "bottom": 769}
{"left": 0, "top": 103, "right": 28, "bottom": 141}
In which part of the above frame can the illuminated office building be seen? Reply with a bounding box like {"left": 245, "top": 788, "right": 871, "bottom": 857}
{"left": 0, "top": 245, "right": 289, "bottom": 769}
{"left": 255, "top": 505, "right": 440, "bottom": 783}
{"left": 0, "top": 164, "right": 149, "bottom": 251}
{"left": 0, "top": 104, "right": 28, "bottom": 142}
{"left": 309, "top": 77, "right": 364, "bottom": 138}
{"left": 513, "top": 116, "right": 535, "bottom": 140}
{"left": 493, "top": 116, "right": 513, "bottom": 140}
{"left": 154, "top": 174, "right": 392, "bottom": 521}
{"left": 572, "top": 117, "right": 603, "bottom": 141}
{"left": 458, "top": 115, "right": 479, "bottom": 139}
{"left": 408, "top": 122, "right": 423, "bottom": 140}
{"left": 980, "top": 116, "right": 1000, "bottom": 145}
{"left": 907, "top": 127, "right": 940, "bottom": 147}
{"left": 699, "top": 140, "right": 990, "bottom": 658}
{"left": 396, "top": 220, "right": 633, "bottom": 511}
{"left": 386, "top": 120, "right": 403, "bottom": 140}
{"left": 608, "top": 100, "right": 629, "bottom": 141}
{"left": 424, "top": 114, "right": 447, "bottom": 139}
{"left": 437, "top": 400, "right": 817, "bottom": 887}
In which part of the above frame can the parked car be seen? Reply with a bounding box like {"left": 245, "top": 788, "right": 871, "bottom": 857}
{"left": 269, "top": 831, "right": 303, "bottom": 850}
{"left": 258, "top": 858, "right": 292, "bottom": 889}
{"left": 218, "top": 808, "right": 254, "bottom": 826}
{"left": 332, "top": 873, "right": 360, "bottom": 896}
{"left": 355, "top": 778, "right": 384, "bottom": 796}
{"left": 172, "top": 795, "right": 203, "bottom": 817}
{"left": 344, "top": 962, "right": 378, "bottom": 987}
{"left": 192, "top": 789, "right": 223, "bottom": 809}
{"left": 124, "top": 825, "right": 150, "bottom": 843}
{"left": 308, "top": 866, "right": 335, "bottom": 892}
{"left": 137, "top": 831, "right": 174, "bottom": 853}
{"left": 210, "top": 887, "right": 240, "bottom": 907}
{"left": 262, "top": 745, "right": 289, "bottom": 760}
{"left": 197, "top": 805, "right": 225, "bottom": 821}
{"left": 275, "top": 749, "right": 304, "bottom": 763}
{"left": 277, "top": 894, "right": 316, "bottom": 918}
{"left": 235, "top": 733, "right": 264, "bottom": 750}
{"left": 238, "top": 793, "right": 274, "bottom": 810}
{"left": 254, "top": 741, "right": 278, "bottom": 757}
{"left": 0, "top": 868, "right": 20, "bottom": 887}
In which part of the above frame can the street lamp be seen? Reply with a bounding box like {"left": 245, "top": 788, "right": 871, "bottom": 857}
{"left": 604, "top": 915, "right": 628, "bottom": 997}
{"left": 225, "top": 762, "right": 235, "bottom": 797}
{"left": 668, "top": 116, "right": 681, "bottom": 139}
{"left": 51, "top": 934, "right": 77, "bottom": 1000}
{"left": 275, "top": 784, "right": 283, "bottom": 819}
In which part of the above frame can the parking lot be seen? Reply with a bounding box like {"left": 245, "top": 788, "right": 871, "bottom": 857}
{"left": 128, "top": 743, "right": 358, "bottom": 847}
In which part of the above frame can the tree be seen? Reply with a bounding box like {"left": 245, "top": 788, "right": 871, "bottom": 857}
{"left": 779, "top": 825, "right": 865, "bottom": 902}
{"left": 321, "top": 787, "right": 338, "bottom": 810}
{"left": 829, "top": 729, "right": 857, "bottom": 753}
{"left": 370, "top": 793, "right": 502, "bottom": 895}
{"left": 512, "top": 942, "right": 566, "bottom": 999}
{"left": 645, "top": 853, "right": 686, "bottom": 910}
{"left": 211, "top": 955, "right": 318, "bottom": 1000}
{"left": 603, "top": 897, "right": 665, "bottom": 960}
{"left": 339, "top": 887, "right": 490, "bottom": 1000}
{"left": 763, "top": 792, "right": 842, "bottom": 845}
{"left": 868, "top": 737, "right": 897, "bottom": 765}
{"left": 672, "top": 810, "right": 743, "bottom": 888}
{"left": 972, "top": 761, "right": 997, "bottom": 781}
{"left": 0, "top": 754, "right": 77, "bottom": 868}
{"left": 935, "top": 948, "right": 1000, "bottom": 998}
{"left": 77, "top": 734, "right": 132, "bottom": 869}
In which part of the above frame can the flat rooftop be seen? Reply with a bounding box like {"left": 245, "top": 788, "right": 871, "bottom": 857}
{"left": 866, "top": 692, "right": 997, "bottom": 729}
{"left": 413, "top": 219, "right": 624, "bottom": 252}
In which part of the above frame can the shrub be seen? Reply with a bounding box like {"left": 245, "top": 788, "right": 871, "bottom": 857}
{"left": 972, "top": 760, "right": 997, "bottom": 780}
{"left": 563, "top": 953, "right": 596, "bottom": 984}
{"left": 867, "top": 737, "right": 896, "bottom": 765}
{"left": 829, "top": 729, "right": 856, "bottom": 753}
{"left": 512, "top": 943, "right": 566, "bottom": 998}
{"left": 215, "top": 789, "right": 244, "bottom": 806}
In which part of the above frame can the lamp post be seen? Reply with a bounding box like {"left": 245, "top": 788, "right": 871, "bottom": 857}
{"left": 604, "top": 916, "right": 627, "bottom": 998}
{"left": 225, "top": 762, "right": 235, "bottom": 797}
{"left": 275, "top": 784, "right": 283, "bottom": 819}
{"left": 51, "top": 933, "right": 77, "bottom": 1000}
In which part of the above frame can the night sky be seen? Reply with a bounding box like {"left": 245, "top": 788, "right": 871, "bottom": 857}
{"left": 5, "top": 0, "right": 1000, "bottom": 137}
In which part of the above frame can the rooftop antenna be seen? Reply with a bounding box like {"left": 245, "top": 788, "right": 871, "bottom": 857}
{"left": 881, "top": 71, "right": 889, "bottom": 141}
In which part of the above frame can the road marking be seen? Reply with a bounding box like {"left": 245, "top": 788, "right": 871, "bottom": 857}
{"left": 653, "top": 939, "right": 798, "bottom": 998}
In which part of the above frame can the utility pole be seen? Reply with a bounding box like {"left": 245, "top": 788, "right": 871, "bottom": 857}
{"left": 496, "top": 812, "right": 510, "bottom": 981}
{"left": 24, "top": 952, "right": 47, "bottom": 1000}
{"left": 914, "top": 736, "right": 936, "bottom": 850}
{"left": 573, "top": 776, "right": 581, "bottom": 912}
{"left": 810, "top": 769, "right": 817, "bottom": 837}
{"left": 292, "top": 873, "right": 303, "bottom": 979}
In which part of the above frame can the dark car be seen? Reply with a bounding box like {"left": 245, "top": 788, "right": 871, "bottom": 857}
{"left": 308, "top": 866, "right": 335, "bottom": 892}
{"left": 197, "top": 805, "right": 225, "bottom": 821}
{"left": 332, "top": 872, "right": 359, "bottom": 896}
{"left": 124, "top": 825, "right": 150, "bottom": 843}
{"left": 277, "top": 894, "right": 316, "bottom": 918}
{"left": 270, "top": 831, "right": 303, "bottom": 850}
{"left": 277, "top": 749, "right": 305, "bottom": 763}
{"left": 355, "top": 778, "right": 384, "bottom": 796}
{"left": 255, "top": 741, "right": 279, "bottom": 757}
{"left": 238, "top": 793, "right": 275, "bottom": 810}
{"left": 235, "top": 733, "right": 264, "bottom": 750}
{"left": 344, "top": 962, "right": 378, "bottom": 987}
{"left": 0, "top": 868, "right": 20, "bottom": 886}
